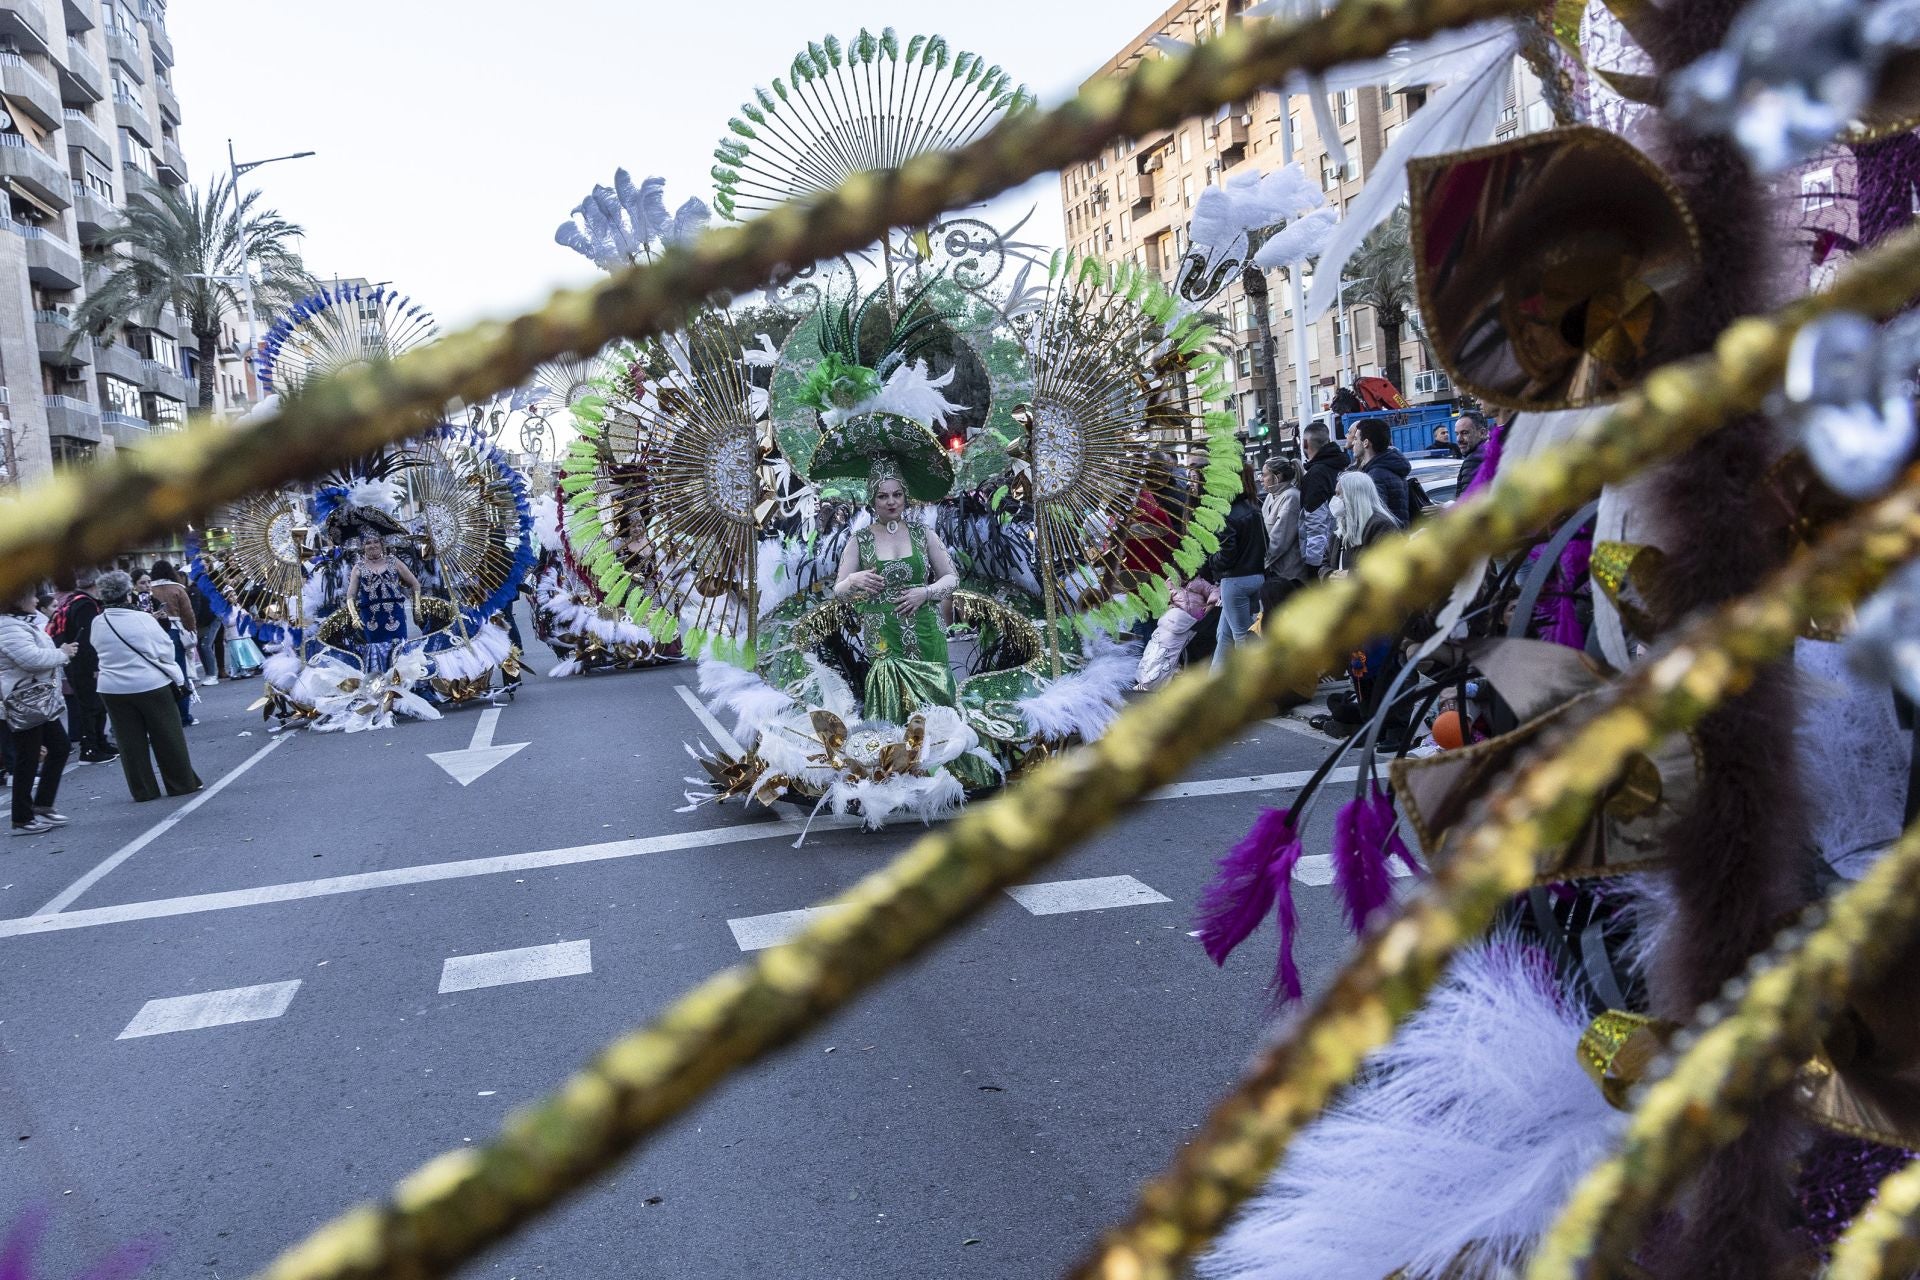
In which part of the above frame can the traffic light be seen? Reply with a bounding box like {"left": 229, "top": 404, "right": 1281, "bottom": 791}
{"left": 943, "top": 429, "right": 967, "bottom": 454}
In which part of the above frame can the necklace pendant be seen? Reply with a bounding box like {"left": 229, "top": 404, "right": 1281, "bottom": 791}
{"left": 885, "top": 519, "right": 900, "bottom": 534}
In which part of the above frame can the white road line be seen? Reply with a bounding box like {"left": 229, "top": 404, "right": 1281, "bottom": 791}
{"left": 1004, "top": 874, "right": 1171, "bottom": 916}
{"left": 34, "top": 735, "right": 289, "bottom": 917}
{"left": 1148, "top": 764, "right": 1359, "bottom": 801}
{"left": 468, "top": 707, "right": 500, "bottom": 751}
{"left": 0, "top": 764, "right": 1354, "bottom": 939}
{"left": 116, "top": 979, "right": 301, "bottom": 1040}
{"left": 438, "top": 939, "right": 592, "bottom": 994}
{"left": 1263, "top": 714, "right": 1339, "bottom": 743}
{"left": 1292, "top": 854, "right": 1417, "bottom": 887}
{"left": 727, "top": 906, "right": 850, "bottom": 952}
{"left": 674, "top": 684, "right": 745, "bottom": 758}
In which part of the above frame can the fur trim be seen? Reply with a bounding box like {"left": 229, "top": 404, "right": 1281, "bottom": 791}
{"left": 1199, "top": 941, "right": 1626, "bottom": 1280}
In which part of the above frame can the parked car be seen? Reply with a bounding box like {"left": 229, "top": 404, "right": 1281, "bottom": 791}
{"left": 1406, "top": 449, "right": 1462, "bottom": 513}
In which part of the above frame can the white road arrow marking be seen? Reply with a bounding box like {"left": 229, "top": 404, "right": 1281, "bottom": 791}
{"left": 428, "top": 707, "right": 528, "bottom": 786}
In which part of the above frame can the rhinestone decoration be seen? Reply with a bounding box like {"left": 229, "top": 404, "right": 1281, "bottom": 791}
{"left": 705, "top": 425, "right": 757, "bottom": 521}
{"left": 1030, "top": 400, "right": 1087, "bottom": 501}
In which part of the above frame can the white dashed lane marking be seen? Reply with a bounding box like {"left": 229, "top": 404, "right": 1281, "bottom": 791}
{"left": 727, "top": 906, "right": 850, "bottom": 952}
{"left": 438, "top": 940, "right": 593, "bottom": 994}
{"left": 117, "top": 979, "right": 302, "bottom": 1040}
{"left": 1003, "top": 875, "right": 1172, "bottom": 916}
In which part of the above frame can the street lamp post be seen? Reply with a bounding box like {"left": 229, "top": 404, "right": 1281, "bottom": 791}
{"left": 227, "top": 140, "right": 315, "bottom": 400}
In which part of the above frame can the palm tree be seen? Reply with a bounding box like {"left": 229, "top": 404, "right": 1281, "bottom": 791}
{"left": 1342, "top": 205, "right": 1419, "bottom": 393}
{"left": 70, "top": 175, "right": 313, "bottom": 410}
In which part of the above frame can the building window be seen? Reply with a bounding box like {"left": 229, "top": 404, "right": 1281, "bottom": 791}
{"left": 1802, "top": 167, "right": 1836, "bottom": 210}
{"left": 1525, "top": 100, "right": 1552, "bottom": 133}
{"left": 1338, "top": 90, "right": 1356, "bottom": 124}
{"left": 1182, "top": 175, "right": 1194, "bottom": 208}
{"left": 148, "top": 331, "right": 178, "bottom": 367}
{"left": 1119, "top": 210, "right": 1130, "bottom": 241}
{"left": 101, "top": 374, "right": 140, "bottom": 417}
{"left": 1179, "top": 130, "right": 1191, "bottom": 162}
{"left": 146, "top": 395, "right": 184, "bottom": 428}
{"left": 1354, "top": 308, "right": 1374, "bottom": 349}
{"left": 1236, "top": 348, "right": 1253, "bottom": 379}
{"left": 1320, "top": 154, "right": 1341, "bottom": 191}
{"left": 1334, "top": 313, "right": 1350, "bottom": 356}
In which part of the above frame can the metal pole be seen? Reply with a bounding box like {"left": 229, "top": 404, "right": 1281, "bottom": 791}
{"left": 227, "top": 141, "right": 259, "bottom": 399}
{"left": 1278, "top": 100, "right": 1313, "bottom": 455}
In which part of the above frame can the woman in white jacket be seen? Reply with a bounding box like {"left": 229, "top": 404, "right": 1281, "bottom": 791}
{"left": 90, "top": 570, "right": 202, "bottom": 803}
{"left": 0, "top": 584, "right": 76, "bottom": 834}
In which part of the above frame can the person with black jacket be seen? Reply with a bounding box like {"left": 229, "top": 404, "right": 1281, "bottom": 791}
{"left": 1455, "top": 413, "right": 1490, "bottom": 494}
{"left": 1352, "top": 417, "right": 1412, "bottom": 526}
{"left": 1204, "top": 465, "right": 1269, "bottom": 671}
{"left": 48, "top": 568, "right": 115, "bottom": 763}
{"left": 1297, "top": 422, "right": 1348, "bottom": 513}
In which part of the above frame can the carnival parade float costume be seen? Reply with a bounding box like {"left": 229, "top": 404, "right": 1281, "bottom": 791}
{"left": 190, "top": 282, "right": 535, "bottom": 731}
{"left": 549, "top": 30, "right": 1239, "bottom": 829}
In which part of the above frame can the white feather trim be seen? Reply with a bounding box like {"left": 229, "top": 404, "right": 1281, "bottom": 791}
{"left": 348, "top": 477, "right": 400, "bottom": 514}
{"left": 1254, "top": 204, "right": 1340, "bottom": 269}
{"left": 1305, "top": 28, "right": 1515, "bottom": 323}
{"left": 430, "top": 622, "right": 511, "bottom": 683}
{"left": 743, "top": 333, "right": 781, "bottom": 367}
{"left": 820, "top": 360, "right": 963, "bottom": 431}
{"left": 533, "top": 495, "right": 562, "bottom": 553}
{"left": 547, "top": 656, "right": 583, "bottom": 678}
{"left": 1018, "top": 635, "right": 1139, "bottom": 741}
{"left": 697, "top": 654, "right": 799, "bottom": 742}
{"left": 827, "top": 768, "right": 966, "bottom": 830}
{"left": 1199, "top": 941, "right": 1625, "bottom": 1280}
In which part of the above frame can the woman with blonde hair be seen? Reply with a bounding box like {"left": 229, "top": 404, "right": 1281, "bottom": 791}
{"left": 1330, "top": 469, "right": 1399, "bottom": 575}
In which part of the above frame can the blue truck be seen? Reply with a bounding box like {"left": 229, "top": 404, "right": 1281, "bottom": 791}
{"left": 1334, "top": 401, "right": 1461, "bottom": 456}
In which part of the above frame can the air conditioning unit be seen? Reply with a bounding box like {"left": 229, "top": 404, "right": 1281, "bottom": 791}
{"left": 1412, "top": 369, "right": 1453, "bottom": 396}
{"left": 1142, "top": 154, "right": 1164, "bottom": 173}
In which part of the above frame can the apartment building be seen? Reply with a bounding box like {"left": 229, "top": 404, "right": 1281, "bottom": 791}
{"left": 1062, "top": 0, "right": 1557, "bottom": 451}
{"left": 0, "top": 0, "right": 188, "bottom": 485}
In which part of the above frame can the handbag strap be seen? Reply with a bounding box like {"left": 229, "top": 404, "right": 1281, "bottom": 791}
{"left": 100, "top": 609, "right": 180, "bottom": 688}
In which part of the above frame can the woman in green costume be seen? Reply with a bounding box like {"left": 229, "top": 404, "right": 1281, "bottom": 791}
{"left": 832, "top": 458, "right": 961, "bottom": 722}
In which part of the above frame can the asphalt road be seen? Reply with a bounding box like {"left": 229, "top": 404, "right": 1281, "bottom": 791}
{"left": 0, "top": 621, "right": 1390, "bottom": 1279}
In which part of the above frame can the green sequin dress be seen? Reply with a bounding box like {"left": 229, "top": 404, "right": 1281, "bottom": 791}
{"left": 853, "top": 524, "right": 956, "bottom": 722}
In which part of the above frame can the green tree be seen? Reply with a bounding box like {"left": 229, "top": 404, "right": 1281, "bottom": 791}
{"left": 70, "top": 175, "right": 314, "bottom": 410}
{"left": 1342, "top": 205, "right": 1419, "bottom": 391}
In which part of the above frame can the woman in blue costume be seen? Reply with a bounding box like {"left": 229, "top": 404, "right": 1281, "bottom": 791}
{"left": 343, "top": 533, "right": 419, "bottom": 671}
{"left": 831, "top": 457, "right": 961, "bottom": 721}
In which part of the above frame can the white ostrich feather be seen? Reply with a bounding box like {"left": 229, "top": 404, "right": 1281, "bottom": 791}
{"left": 1305, "top": 27, "right": 1515, "bottom": 323}
{"left": 532, "top": 495, "right": 562, "bottom": 553}
{"left": 547, "top": 655, "right": 583, "bottom": 678}
{"left": 1253, "top": 205, "right": 1340, "bottom": 269}
{"left": 1198, "top": 941, "right": 1624, "bottom": 1280}
{"left": 821, "top": 360, "right": 963, "bottom": 431}
{"left": 348, "top": 477, "right": 401, "bottom": 514}
{"left": 827, "top": 768, "right": 966, "bottom": 830}
{"left": 1018, "top": 635, "right": 1139, "bottom": 741}
{"left": 742, "top": 333, "right": 782, "bottom": 367}
{"left": 429, "top": 622, "right": 511, "bottom": 683}
{"left": 696, "top": 654, "right": 798, "bottom": 741}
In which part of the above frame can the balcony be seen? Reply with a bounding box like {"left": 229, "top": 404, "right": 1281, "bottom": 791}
{"left": 139, "top": 356, "right": 185, "bottom": 396}
{"left": 6, "top": 222, "right": 81, "bottom": 288}
{"left": 58, "top": 38, "right": 103, "bottom": 105}
{"left": 145, "top": 18, "right": 170, "bottom": 66}
{"left": 101, "top": 408, "right": 150, "bottom": 444}
{"left": 155, "top": 135, "right": 184, "bottom": 185}
{"left": 1122, "top": 169, "right": 1154, "bottom": 211}
{"left": 44, "top": 393, "right": 101, "bottom": 442}
{"left": 34, "top": 308, "right": 90, "bottom": 364}
{"left": 96, "top": 339, "right": 141, "bottom": 382}
{"left": 0, "top": 133, "right": 71, "bottom": 210}
{"left": 113, "top": 89, "right": 151, "bottom": 142}
{"left": 62, "top": 106, "right": 112, "bottom": 163}
{"left": 150, "top": 303, "right": 179, "bottom": 337}
{"left": 0, "top": 51, "right": 61, "bottom": 128}
{"left": 0, "top": 0, "right": 49, "bottom": 54}
{"left": 153, "top": 74, "right": 177, "bottom": 124}
{"left": 63, "top": 0, "right": 93, "bottom": 32}
{"left": 69, "top": 178, "right": 113, "bottom": 236}
{"left": 104, "top": 27, "right": 142, "bottom": 80}
{"left": 1214, "top": 115, "right": 1251, "bottom": 162}
{"left": 120, "top": 160, "right": 156, "bottom": 198}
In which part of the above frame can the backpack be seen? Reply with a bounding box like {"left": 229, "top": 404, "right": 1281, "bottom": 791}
{"left": 1405, "top": 475, "right": 1434, "bottom": 522}
{"left": 45, "top": 592, "right": 83, "bottom": 643}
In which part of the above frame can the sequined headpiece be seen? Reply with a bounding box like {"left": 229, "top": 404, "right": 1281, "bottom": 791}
{"left": 867, "top": 455, "right": 906, "bottom": 496}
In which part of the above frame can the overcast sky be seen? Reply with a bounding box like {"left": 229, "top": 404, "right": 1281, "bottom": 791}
{"left": 167, "top": 1, "right": 1160, "bottom": 333}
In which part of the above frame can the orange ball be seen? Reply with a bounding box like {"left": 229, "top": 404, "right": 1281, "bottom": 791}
{"left": 1431, "top": 710, "right": 1465, "bottom": 750}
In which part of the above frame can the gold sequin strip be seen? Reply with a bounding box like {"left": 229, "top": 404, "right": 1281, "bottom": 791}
{"left": 1074, "top": 470, "right": 1920, "bottom": 1280}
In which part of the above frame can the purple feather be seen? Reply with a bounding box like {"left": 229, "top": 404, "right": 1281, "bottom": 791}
{"left": 1332, "top": 782, "right": 1423, "bottom": 934}
{"left": 1462, "top": 416, "right": 1504, "bottom": 499}
{"left": 1195, "top": 807, "right": 1307, "bottom": 1002}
